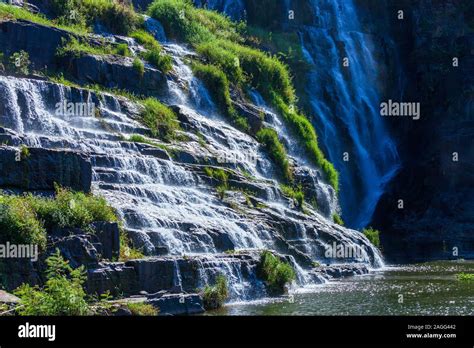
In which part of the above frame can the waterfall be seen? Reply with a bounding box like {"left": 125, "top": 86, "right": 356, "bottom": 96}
{"left": 0, "top": 33, "right": 384, "bottom": 300}
{"left": 287, "top": 0, "right": 400, "bottom": 228}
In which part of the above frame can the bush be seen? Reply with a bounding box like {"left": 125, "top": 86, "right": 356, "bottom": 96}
{"left": 14, "top": 250, "right": 90, "bottom": 315}
{"left": 142, "top": 47, "right": 173, "bottom": 73}
{"left": 362, "top": 227, "right": 380, "bottom": 248}
{"left": 456, "top": 273, "right": 474, "bottom": 281}
{"left": 26, "top": 187, "right": 117, "bottom": 232}
{"left": 131, "top": 30, "right": 160, "bottom": 49}
{"left": 9, "top": 51, "right": 30, "bottom": 75}
{"left": 57, "top": 37, "right": 130, "bottom": 58}
{"left": 257, "top": 251, "right": 296, "bottom": 295}
{"left": 204, "top": 167, "right": 229, "bottom": 187}
{"left": 204, "top": 167, "right": 229, "bottom": 198}
{"left": 202, "top": 274, "right": 229, "bottom": 310}
{"left": 148, "top": 0, "right": 242, "bottom": 44}
{"left": 280, "top": 184, "right": 304, "bottom": 208}
{"left": 48, "top": 0, "right": 141, "bottom": 35}
{"left": 257, "top": 128, "right": 292, "bottom": 182}
{"left": 0, "top": 3, "right": 89, "bottom": 34}
{"left": 119, "top": 230, "right": 145, "bottom": 261}
{"left": 0, "top": 195, "right": 47, "bottom": 251}
{"left": 332, "top": 213, "right": 344, "bottom": 226}
{"left": 192, "top": 62, "right": 249, "bottom": 131}
{"left": 126, "top": 302, "right": 158, "bottom": 316}
{"left": 273, "top": 95, "right": 339, "bottom": 191}
{"left": 132, "top": 57, "right": 145, "bottom": 78}
{"left": 140, "top": 98, "right": 180, "bottom": 140}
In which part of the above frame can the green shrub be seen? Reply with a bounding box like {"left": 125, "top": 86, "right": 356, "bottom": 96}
{"left": 115, "top": 43, "right": 131, "bottom": 57}
{"left": 204, "top": 167, "right": 229, "bottom": 187}
{"left": 273, "top": 95, "right": 339, "bottom": 191}
{"left": 456, "top": 273, "right": 474, "bottom": 281}
{"left": 192, "top": 62, "right": 249, "bottom": 131}
{"left": 126, "top": 302, "right": 158, "bottom": 316}
{"left": 362, "top": 227, "right": 380, "bottom": 248}
{"left": 48, "top": 0, "right": 141, "bottom": 35}
{"left": 119, "top": 230, "right": 145, "bottom": 261}
{"left": 204, "top": 167, "right": 229, "bottom": 199}
{"left": 141, "top": 47, "right": 173, "bottom": 73}
{"left": 257, "top": 251, "right": 296, "bottom": 295}
{"left": 25, "top": 187, "right": 117, "bottom": 231}
{"left": 0, "top": 195, "right": 47, "bottom": 251}
{"left": 148, "top": 0, "right": 243, "bottom": 44}
{"left": 140, "top": 98, "right": 180, "bottom": 140}
{"left": 20, "top": 145, "right": 30, "bottom": 160}
{"left": 257, "top": 128, "right": 292, "bottom": 182}
{"left": 0, "top": 3, "right": 89, "bottom": 34}
{"left": 196, "top": 42, "right": 244, "bottom": 85}
{"left": 131, "top": 30, "right": 160, "bottom": 49}
{"left": 133, "top": 57, "right": 145, "bottom": 78}
{"left": 57, "top": 37, "right": 130, "bottom": 58}
{"left": 332, "top": 213, "right": 344, "bottom": 226}
{"left": 280, "top": 184, "right": 304, "bottom": 208}
{"left": 14, "top": 250, "right": 90, "bottom": 315}
{"left": 202, "top": 274, "right": 229, "bottom": 310}
{"left": 9, "top": 50, "right": 30, "bottom": 75}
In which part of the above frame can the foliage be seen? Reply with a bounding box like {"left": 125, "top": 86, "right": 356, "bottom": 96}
{"left": 280, "top": 184, "right": 304, "bottom": 209}
{"left": 56, "top": 37, "right": 130, "bottom": 58}
{"left": 119, "top": 230, "right": 145, "bottom": 261}
{"left": 19, "top": 145, "right": 30, "bottom": 159}
{"left": 131, "top": 30, "right": 173, "bottom": 73}
{"left": 47, "top": 0, "right": 141, "bottom": 35}
{"left": 456, "top": 273, "right": 474, "bottom": 281}
{"left": 126, "top": 302, "right": 158, "bottom": 316}
{"left": 257, "top": 251, "right": 295, "bottom": 295}
{"left": 141, "top": 47, "right": 173, "bottom": 73}
{"left": 8, "top": 51, "right": 30, "bottom": 75}
{"left": 273, "top": 95, "right": 339, "bottom": 191}
{"left": 14, "top": 250, "right": 90, "bottom": 315}
{"left": 333, "top": 213, "right": 344, "bottom": 226}
{"left": 25, "top": 187, "right": 118, "bottom": 231}
{"left": 131, "top": 30, "right": 160, "bottom": 50}
{"left": 362, "top": 227, "right": 380, "bottom": 248}
{"left": 0, "top": 3, "right": 89, "bottom": 34}
{"left": 257, "top": 128, "right": 292, "bottom": 182}
{"left": 202, "top": 274, "right": 229, "bottom": 310}
{"left": 140, "top": 98, "right": 180, "bottom": 141}
{"left": 0, "top": 195, "right": 47, "bottom": 251}
{"left": 132, "top": 57, "right": 145, "bottom": 78}
{"left": 148, "top": 0, "right": 243, "bottom": 44}
{"left": 204, "top": 167, "right": 229, "bottom": 187}
{"left": 191, "top": 62, "right": 248, "bottom": 131}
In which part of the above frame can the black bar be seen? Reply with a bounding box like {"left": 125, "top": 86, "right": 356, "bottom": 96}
{"left": 0, "top": 316, "right": 472, "bottom": 346}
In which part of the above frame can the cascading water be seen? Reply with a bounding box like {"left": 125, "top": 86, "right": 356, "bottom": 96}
{"left": 287, "top": 0, "right": 400, "bottom": 228}
{"left": 0, "top": 18, "right": 384, "bottom": 300}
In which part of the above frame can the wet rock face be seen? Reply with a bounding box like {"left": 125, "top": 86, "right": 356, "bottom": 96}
{"left": 0, "top": 20, "right": 70, "bottom": 71}
{"left": 66, "top": 54, "right": 168, "bottom": 97}
{"left": 371, "top": 0, "right": 474, "bottom": 262}
{"left": 0, "top": 146, "right": 92, "bottom": 193}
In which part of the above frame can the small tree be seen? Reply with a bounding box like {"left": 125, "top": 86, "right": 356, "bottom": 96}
{"left": 9, "top": 51, "right": 30, "bottom": 75}
{"left": 14, "top": 250, "right": 90, "bottom": 315}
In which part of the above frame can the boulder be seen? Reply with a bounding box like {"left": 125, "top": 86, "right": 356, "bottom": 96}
{"left": 0, "top": 146, "right": 92, "bottom": 193}
{"left": 148, "top": 293, "right": 204, "bottom": 315}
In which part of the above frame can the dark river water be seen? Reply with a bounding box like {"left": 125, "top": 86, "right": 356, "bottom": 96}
{"left": 209, "top": 261, "right": 474, "bottom": 315}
